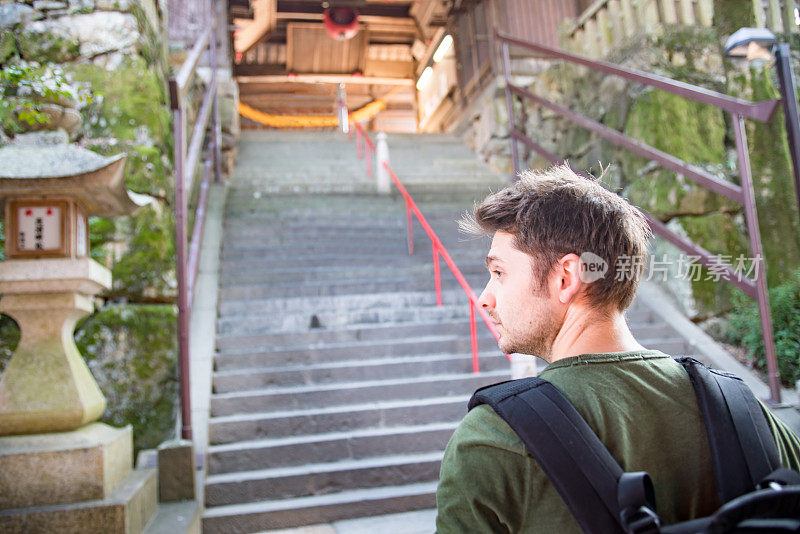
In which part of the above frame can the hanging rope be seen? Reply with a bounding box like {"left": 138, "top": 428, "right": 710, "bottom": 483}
{"left": 238, "top": 86, "right": 404, "bottom": 128}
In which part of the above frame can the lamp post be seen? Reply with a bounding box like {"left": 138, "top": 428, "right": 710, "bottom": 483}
{"left": 724, "top": 27, "right": 800, "bottom": 216}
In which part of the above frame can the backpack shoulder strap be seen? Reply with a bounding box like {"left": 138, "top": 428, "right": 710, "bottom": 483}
{"left": 469, "top": 378, "right": 627, "bottom": 533}
{"left": 675, "top": 357, "right": 781, "bottom": 502}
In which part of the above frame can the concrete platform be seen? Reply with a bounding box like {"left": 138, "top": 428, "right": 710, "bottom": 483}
{"left": 256, "top": 509, "right": 437, "bottom": 534}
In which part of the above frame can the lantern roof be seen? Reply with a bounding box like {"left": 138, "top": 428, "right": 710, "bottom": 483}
{"left": 0, "top": 143, "right": 143, "bottom": 217}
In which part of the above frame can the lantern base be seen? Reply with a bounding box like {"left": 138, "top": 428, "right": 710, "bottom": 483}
{"left": 0, "top": 422, "right": 158, "bottom": 533}
{"left": 0, "top": 423, "right": 133, "bottom": 510}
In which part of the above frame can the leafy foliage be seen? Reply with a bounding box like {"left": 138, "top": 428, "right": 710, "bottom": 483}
{"left": 725, "top": 272, "right": 800, "bottom": 386}
{"left": 108, "top": 206, "right": 175, "bottom": 301}
{"left": 0, "top": 63, "right": 95, "bottom": 135}
{"left": 75, "top": 304, "right": 178, "bottom": 455}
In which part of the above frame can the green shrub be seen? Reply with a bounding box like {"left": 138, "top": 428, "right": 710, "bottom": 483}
{"left": 75, "top": 304, "right": 178, "bottom": 455}
{"left": 725, "top": 272, "right": 800, "bottom": 385}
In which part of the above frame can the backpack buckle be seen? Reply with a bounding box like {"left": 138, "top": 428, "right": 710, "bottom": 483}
{"left": 618, "top": 471, "right": 660, "bottom": 534}
{"left": 620, "top": 505, "right": 661, "bottom": 534}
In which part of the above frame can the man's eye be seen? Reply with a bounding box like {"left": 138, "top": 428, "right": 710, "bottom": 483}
{"left": 493, "top": 270, "right": 503, "bottom": 279}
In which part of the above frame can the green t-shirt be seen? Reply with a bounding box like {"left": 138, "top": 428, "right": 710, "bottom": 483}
{"left": 435, "top": 350, "right": 800, "bottom": 533}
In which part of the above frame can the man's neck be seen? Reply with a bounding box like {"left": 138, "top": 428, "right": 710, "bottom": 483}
{"left": 546, "top": 306, "right": 644, "bottom": 364}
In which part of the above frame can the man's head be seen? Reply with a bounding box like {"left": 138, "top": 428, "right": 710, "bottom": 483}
{"left": 464, "top": 164, "right": 651, "bottom": 357}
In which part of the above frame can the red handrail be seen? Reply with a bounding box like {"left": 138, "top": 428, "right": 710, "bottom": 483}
{"left": 351, "top": 123, "right": 508, "bottom": 373}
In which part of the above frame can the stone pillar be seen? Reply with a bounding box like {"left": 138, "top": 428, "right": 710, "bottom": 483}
{"left": 0, "top": 259, "right": 109, "bottom": 435}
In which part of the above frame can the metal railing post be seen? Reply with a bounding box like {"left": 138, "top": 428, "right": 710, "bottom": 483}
{"left": 365, "top": 141, "right": 372, "bottom": 178}
{"left": 172, "top": 103, "right": 193, "bottom": 441}
{"left": 774, "top": 43, "right": 800, "bottom": 215}
{"left": 470, "top": 301, "right": 479, "bottom": 373}
{"left": 210, "top": 17, "right": 222, "bottom": 184}
{"left": 734, "top": 114, "right": 782, "bottom": 405}
{"left": 406, "top": 203, "right": 414, "bottom": 255}
{"left": 433, "top": 244, "right": 442, "bottom": 306}
{"left": 376, "top": 132, "right": 391, "bottom": 195}
{"left": 501, "top": 41, "right": 521, "bottom": 179}
{"left": 356, "top": 127, "right": 363, "bottom": 159}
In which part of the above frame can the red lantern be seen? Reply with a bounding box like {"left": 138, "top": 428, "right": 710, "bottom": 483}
{"left": 323, "top": 6, "right": 359, "bottom": 41}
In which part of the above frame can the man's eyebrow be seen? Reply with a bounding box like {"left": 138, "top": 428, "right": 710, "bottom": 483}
{"left": 485, "top": 255, "right": 502, "bottom": 267}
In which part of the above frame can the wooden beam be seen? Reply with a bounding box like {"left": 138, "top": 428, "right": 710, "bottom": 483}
{"left": 274, "top": 12, "right": 416, "bottom": 32}
{"left": 235, "top": 0, "right": 277, "bottom": 54}
{"left": 236, "top": 74, "right": 414, "bottom": 85}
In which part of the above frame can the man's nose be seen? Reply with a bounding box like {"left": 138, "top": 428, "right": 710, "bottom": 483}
{"left": 478, "top": 286, "right": 495, "bottom": 311}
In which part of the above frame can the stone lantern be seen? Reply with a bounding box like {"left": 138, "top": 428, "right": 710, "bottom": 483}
{"left": 0, "top": 121, "right": 165, "bottom": 530}
{"left": 0, "top": 139, "right": 139, "bottom": 435}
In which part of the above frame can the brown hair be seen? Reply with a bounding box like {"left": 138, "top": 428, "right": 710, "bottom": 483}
{"left": 461, "top": 164, "right": 651, "bottom": 311}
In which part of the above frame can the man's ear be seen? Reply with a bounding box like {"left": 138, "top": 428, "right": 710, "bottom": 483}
{"left": 552, "top": 253, "right": 583, "bottom": 304}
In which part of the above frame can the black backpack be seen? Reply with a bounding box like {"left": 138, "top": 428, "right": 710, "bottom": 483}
{"left": 469, "top": 357, "right": 800, "bottom": 533}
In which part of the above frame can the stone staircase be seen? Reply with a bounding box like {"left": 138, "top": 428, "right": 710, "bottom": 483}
{"left": 201, "top": 130, "right": 697, "bottom": 533}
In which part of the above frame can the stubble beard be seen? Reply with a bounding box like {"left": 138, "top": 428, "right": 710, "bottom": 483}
{"left": 496, "top": 282, "right": 561, "bottom": 361}
{"left": 498, "top": 311, "right": 560, "bottom": 360}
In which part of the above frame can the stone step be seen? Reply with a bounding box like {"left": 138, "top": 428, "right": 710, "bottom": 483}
{"left": 218, "top": 263, "right": 487, "bottom": 286}
{"left": 210, "top": 370, "right": 510, "bottom": 416}
{"left": 215, "top": 297, "right": 656, "bottom": 335}
{"left": 202, "top": 481, "right": 437, "bottom": 533}
{"left": 219, "top": 237, "right": 480, "bottom": 256}
{"left": 216, "top": 318, "right": 486, "bottom": 351}
{"left": 232, "top": 183, "right": 379, "bottom": 195}
{"left": 213, "top": 333, "right": 685, "bottom": 374}
{"left": 217, "top": 274, "right": 488, "bottom": 301}
{"left": 213, "top": 333, "right": 501, "bottom": 370}
{"left": 208, "top": 395, "right": 470, "bottom": 444}
{"left": 211, "top": 352, "right": 508, "bottom": 393}
{"left": 205, "top": 452, "right": 443, "bottom": 506}
{"left": 220, "top": 234, "right": 474, "bottom": 253}
{"left": 216, "top": 302, "right": 488, "bottom": 336}
{"left": 207, "top": 422, "right": 459, "bottom": 474}
{"left": 220, "top": 209, "right": 472, "bottom": 225}
{"left": 215, "top": 319, "right": 670, "bottom": 352}
{"left": 217, "top": 254, "right": 434, "bottom": 272}
{"left": 217, "top": 287, "right": 654, "bottom": 317}
{"left": 216, "top": 289, "right": 482, "bottom": 316}
{"left": 143, "top": 501, "right": 202, "bottom": 534}
{"left": 220, "top": 242, "right": 413, "bottom": 259}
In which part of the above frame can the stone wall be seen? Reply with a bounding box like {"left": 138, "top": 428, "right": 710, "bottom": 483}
{"left": 458, "top": 22, "right": 800, "bottom": 324}
{"left": 0, "top": 0, "right": 237, "bottom": 452}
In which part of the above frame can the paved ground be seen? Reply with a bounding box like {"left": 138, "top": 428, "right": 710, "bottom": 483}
{"left": 257, "top": 509, "right": 437, "bottom": 534}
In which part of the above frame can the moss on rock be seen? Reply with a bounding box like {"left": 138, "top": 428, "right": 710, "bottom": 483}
{"left": 0, "top": 314, "right": 21, "bottom": 374}
{"left": 74, "top": 304, "right": 178, "bottom": 454}
{"left": 678, "top": 213, "right": 751, "bottom": 312}
{"left": 713, "top": 0, "right": 756, "bottom": 39}
{"left": 623, "top": 88, "right": 726, "bottom": 170}
{"left": 0, "top": 31, "right": 19, "bottom": 64}
{"left": 18, "top": 26, "right": 80, "bottom": 63}
{"left": 727, "top": 66, "right": 800, "bottom": 288}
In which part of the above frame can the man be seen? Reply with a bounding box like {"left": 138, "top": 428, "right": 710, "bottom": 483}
{"left": 435, "top": 164, "right": 800, "bottom": 533}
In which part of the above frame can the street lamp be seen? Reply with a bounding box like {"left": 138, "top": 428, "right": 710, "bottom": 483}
{"left": 724, "top": 27, "right": 800, "bottom": 216}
